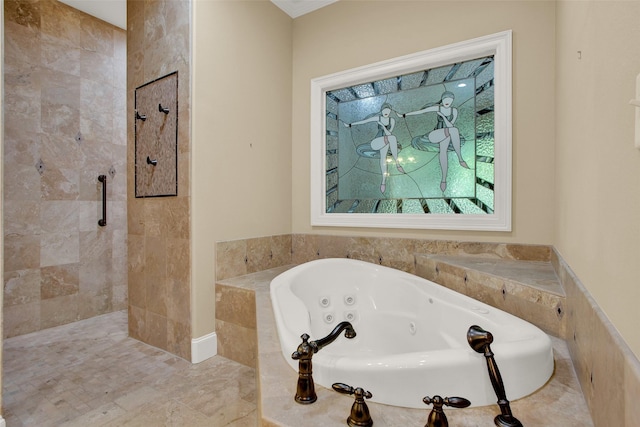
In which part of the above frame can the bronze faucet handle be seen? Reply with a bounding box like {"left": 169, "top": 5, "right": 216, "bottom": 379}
{"left": 292, "top": 333, "right": 316, "bottom": 360}
{"left": 333, "top": 383, "right": 373, "bottom": 427}
{"left": 332, "top": 383, "right": 372, "bottom": 399}
{"left": 423, "top": 395, "right": 471, "bottom": 427}
{"left": 444, "top": 396, "right": 471, "bottom": 408}
{"left": 423, "top": 395, "right": 471, "bottom": 409}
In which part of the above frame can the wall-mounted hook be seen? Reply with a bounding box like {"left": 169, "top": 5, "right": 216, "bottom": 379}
{"left": 159, "top": 104, "right": 170, "bottom": 114}
{"left": 147, "top": 156, "right": 158, "bottom": 166}
{"left": 136, "top": 111, "right": 147, "bottom": 121}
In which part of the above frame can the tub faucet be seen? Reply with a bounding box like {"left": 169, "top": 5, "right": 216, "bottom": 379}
{"left": 332, "top": 382, "right": 373, "bottom": 427}
{"left": 467, "top": 325, "right": 523, "bottom": 427}
{"left": 423, "top": 395, "right": 471, "bottom": 427}
{"left": 291, "top": 321, "right": 356, "bottom": 404}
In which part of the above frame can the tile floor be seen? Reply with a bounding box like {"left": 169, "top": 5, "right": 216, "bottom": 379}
{"left": 2, "top": 311, "right": 257, "bottom": 426}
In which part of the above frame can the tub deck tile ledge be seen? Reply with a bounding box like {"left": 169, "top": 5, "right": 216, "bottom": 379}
{"left": 415, "top": 254, "right": 567, "bottom": 338}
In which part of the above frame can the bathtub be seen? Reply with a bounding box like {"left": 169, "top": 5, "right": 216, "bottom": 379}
{"left": 270, "top": 258, "right": 554, "bottom": 409}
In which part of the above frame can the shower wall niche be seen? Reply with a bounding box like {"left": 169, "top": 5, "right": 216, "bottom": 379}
{"left": 3, "top": 0, "right": 128, "bottom": 337}
{"left": 135, "top": 72, "right": 178, "bottom": 197}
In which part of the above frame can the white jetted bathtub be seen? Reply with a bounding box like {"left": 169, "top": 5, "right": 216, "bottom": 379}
{"left": 270, "top": 258, "right": 554, "bottom": 409}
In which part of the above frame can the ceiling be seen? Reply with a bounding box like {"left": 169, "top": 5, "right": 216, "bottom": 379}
{"left": 57, "top": 0, "right": 336, "bottom": 30}
{"left": 271, "top": 0, "right": 337, "bottom": 18}
{"left": 57, "top": 0, "right": 127, "bottom": 29}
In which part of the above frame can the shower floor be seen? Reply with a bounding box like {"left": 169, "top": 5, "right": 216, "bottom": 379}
{"left": 2, "top": 310, "right": 256, "bottom": 426}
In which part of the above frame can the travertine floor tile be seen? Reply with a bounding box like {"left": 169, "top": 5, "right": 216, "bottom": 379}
{"left": 3, "top": 310, "right": 257, "bottom": 426}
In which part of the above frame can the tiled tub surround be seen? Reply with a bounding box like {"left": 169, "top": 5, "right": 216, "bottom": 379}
{"left": 217, "top": 266, "right": 592, "bottom": 426}
{"left": 419, "top": 250, "right": 640, "bottom": 426}
{"left": 3, "top": 0, "right": 128, "bottom": 337}
{"left": 214, "top": 235, "right": 549, "bottom": 367}
{"left": 553, "top": 249, "right": 640, "bottom": 427}
{"left": 215, "top": 235, "right": 640, "bottom": 425}
{"left": 215, "top": 234, "right": 550, "bottom": 281}
{"left": 216, "top": 282, "right": 258, "bottom": 368}
{"left": 415, "top": 255, "right": 566, "bottom": 339}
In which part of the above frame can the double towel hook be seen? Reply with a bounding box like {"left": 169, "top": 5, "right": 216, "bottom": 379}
{"left": 135, "top": 103, "right": 170, "bottom": 122}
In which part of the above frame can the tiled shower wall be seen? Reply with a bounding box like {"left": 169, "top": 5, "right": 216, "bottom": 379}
{"left": 3, "top": 0, "right": 127, "bottom": 337}
{"left": 126, "top": 0, "right": 192, "bottom": 360}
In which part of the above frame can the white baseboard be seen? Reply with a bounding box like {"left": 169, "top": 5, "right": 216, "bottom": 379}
{"left": 191, "top": 331, "right": 217, "bottom": 363}
{"left": 0, "top": 415, "right": 6, "bottom": 427}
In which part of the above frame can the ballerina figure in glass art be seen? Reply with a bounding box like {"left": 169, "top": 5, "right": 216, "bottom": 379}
{"left": 399, "top": 91, "right": 468, "bottom": 192}
{"left": 344, "top": 103, "right": 405, "bottom": 194}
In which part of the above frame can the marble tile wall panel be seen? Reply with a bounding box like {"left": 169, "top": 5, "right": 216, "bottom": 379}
{"left": 3, "top": 0, "right": 127, "bottom": 337}
{"left": 4, "top": 268, "right": 40, "bottom": 307}
{"left": 126, "top": 0, "right": 191, "bottom": 360}
{"left": 216, "top": 284, "right": 257, "bottom": 330}
{"left": 625, "top": 354, "right": 640, "bottom": 425}
{"left": 215, "top": 268, "right": 294, "bottom": 369}
{"left": 216, "top": 234, "right": 293, "bottom": 281}
{"left": 290, "top": 234, "right": 551, "bottom": 274}
{"left": 215, "top": 319, "right": 258, "bottom": 369}
{"left": 215, "top": 234, "right": 552, "bottom": 282}
{"left": 414, "top": 254, "right": 566, "bottom": 338}
{"left": 4, "top": 0, "right": 41, "bottom": 29}
{"left": 166, "top": 317, "right": 191, "bottom": 362}
{"left": 3, "top": 234, "right": 41, "bottom": 273}
{"left": 215, "top": 284, "right": 259, "bottom": 368}
{"left": 3, "top": 301, "right": 41, "bottom": 337}
{"left": 40, "top": 263, "right": 79, "bottom": 299}
{"left": 216, "top": 239, "right": 251, "bottom": 280}
{"left": 554, "top": 248, "right": 640, "bottom": 426}
{"left": 41, "top": 294, "right": 80, "bottom": 329}
{"left": 145, "top": 310, "right": 168, "bottom": 351}
{"left": 128, "top": 304, "right": 146, "bottom": 342}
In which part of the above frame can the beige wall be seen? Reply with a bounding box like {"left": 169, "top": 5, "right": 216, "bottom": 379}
{"left": 292, "top": 1, "right": 556, "bottom": 244}
{"left": 191, "top": 0, "right": 292, "bottom": 337}
{"left": 556, "top": 1, "right": 640, "bottom": 358}
{"left": 290, "top": 0, "right": 640, "bottom": 359}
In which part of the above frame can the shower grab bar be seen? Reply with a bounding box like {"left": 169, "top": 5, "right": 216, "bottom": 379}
{"left": 98, "top": 175, "right": 107, "bottom": 227}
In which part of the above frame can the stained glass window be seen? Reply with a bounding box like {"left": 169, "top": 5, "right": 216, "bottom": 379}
{"left": 326, "top": 56, "right": 495, "bottom": 215}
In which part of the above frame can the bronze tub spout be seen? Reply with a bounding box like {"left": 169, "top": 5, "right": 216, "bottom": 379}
{"left": 292, "top": 321, "right": 356, "bottom": 404}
